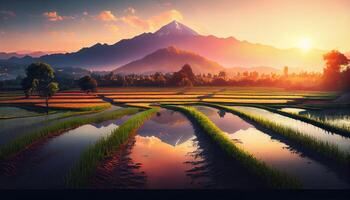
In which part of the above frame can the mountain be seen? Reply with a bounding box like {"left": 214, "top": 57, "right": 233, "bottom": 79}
{"left": 114, "top": 46, "right": 224, "bottom": 74}
{"left": 0, "top": 51, "right": 65, "bottom": 59}
{"left": 1, "top": 20, "right": 327, "bottom": 71}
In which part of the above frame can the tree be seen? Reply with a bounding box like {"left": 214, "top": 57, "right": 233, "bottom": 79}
{"left": 322, "top": 50, "right": 349, "bottom": 90}
{"left": 169, "top": 64, "right": 196, "bottom": 87}
{"left": 78, "top": 75, "right": 98, "bottom": 94}
{"left": 22, "top": 62, "right": 59, "bottom": 114}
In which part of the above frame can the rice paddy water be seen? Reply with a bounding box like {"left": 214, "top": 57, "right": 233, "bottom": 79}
{"left": 92, "top": 108, "right": 266, "bottom": 189}
{"left": 0, "top": 105, "right": 122, "bottom": 147}
{"left": 193, "top": 106, "right": 349, "bottom": 189}
{"left": 231, "top": 106, "right": 350, "bottom": 154}
{"left": 0, "top": 114, "right": 132, "bottom": 189}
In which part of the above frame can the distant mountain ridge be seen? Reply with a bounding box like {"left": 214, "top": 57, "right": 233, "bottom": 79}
{"left": 0, "top": 51, "right": 65, "bottom": 59}
{"left": 1, "top": 20, "right": 329, "bottom": 71}
{"left": 114, "top": 46, "right": 224, "bottom": 74}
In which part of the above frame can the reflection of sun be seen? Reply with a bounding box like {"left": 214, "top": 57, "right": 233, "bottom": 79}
{"left": 298, "top": 37, "right": 312, "bottom": 52}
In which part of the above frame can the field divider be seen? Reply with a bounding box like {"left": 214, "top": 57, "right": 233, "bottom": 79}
{"left": 163, "top": 105, "right": 301, "bottom": 189}
{"left": 204, "top": 103, "right": 350, "bottom": 164}
{"left": 65, "top": 107, "right": 159, "bottom": 188}
{"left": 0, "top": 107, "right": 141, "bottom": 161}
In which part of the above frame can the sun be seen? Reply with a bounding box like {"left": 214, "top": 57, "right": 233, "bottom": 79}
{"left": 298, "top": 38, "right": 312, "bottom": 52}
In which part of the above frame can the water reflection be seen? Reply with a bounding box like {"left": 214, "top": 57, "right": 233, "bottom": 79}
{"left": 280, "top": 107, "right": 306, "bottom": 114}
{"left": 95, "top": 108, "right": 266, "bottom": 189}
{"left": 0, "top": 115, "right": 130, "bottom": 189}
{"left": 194, "top": 106, "right": 350, "bottom": 189}
{"left": 301, "top": 108, "right": 350, "bottom": 131}
{"left": 232, "top": 106, "right": 350, "bottom": 154}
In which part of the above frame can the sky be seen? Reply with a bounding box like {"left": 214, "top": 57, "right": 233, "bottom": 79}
{"left": 0, "top": 0, "right": 349, "bottom": 53}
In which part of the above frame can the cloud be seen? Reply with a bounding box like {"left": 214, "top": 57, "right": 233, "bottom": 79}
{"left": 96, "top": 10, "right": 117, "bottom": 21}
{"left": 0, "top": 10, "right": 16, "bottom": 20}
{"left": 122, "top": 9, "right": 183, "bottom": 31}
{"left": 105, "top": 24, "right": 119, "bottom": 32}
{"left": 43, "top": 11, "right": 74, "bottom": 21}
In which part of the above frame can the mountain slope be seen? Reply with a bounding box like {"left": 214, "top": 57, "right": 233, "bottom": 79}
{"left": 114, "top": 46, "right": 224, "bottom": 74}
{"left": 2, "top": 20, "right": 328, "bottom": 71}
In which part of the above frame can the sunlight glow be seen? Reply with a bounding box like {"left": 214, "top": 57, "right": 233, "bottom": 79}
{"left": 298, "top": 38, "right": 312, "bottom": 52}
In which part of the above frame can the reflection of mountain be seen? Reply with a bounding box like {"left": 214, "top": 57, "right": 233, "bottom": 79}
{"left": 151, "top": 109, "right": 188, "bottom": 126}
{"left": 137, "top": 109, "right": 194, "bottom": 146}
{"left": 90, "top": 115, "right": 130, "bottom": 128}
{"left": 194, "top": 106, "right": 252, "bottom": 133}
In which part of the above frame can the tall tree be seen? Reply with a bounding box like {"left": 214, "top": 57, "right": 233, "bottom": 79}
{"left": 322, "top": 50, "right": 349, "bottom": 90}
{"left": 78, "top": 75, "right": 98, "bottom": 94}
{"left": 22, "top": 62, "right": 59, "bottom": 114}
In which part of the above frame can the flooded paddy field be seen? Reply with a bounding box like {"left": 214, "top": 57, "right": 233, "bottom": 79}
{"left": 90, "top": 108, "right": 267, "bottom": 189}
{"left": 0, "top": 114, "right": 133, "bottom": 189}
{"left": 0, "top": 87, "right": 347, "bottom": 189}
{"left": 194, "top": 106, "right": 350, "bottom": 189}
{"left": 231, "top": 106, "right": 350, "bottom": 154}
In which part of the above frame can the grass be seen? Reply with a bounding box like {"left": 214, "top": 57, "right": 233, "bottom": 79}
{"left": 207, "top": 103, "right": 350, "bottom": 164}
{"left": 65, "top": 107, "right": 159, "bottom": 188}
{"left": 163, "top": 105, "right": 301, "bottom": 189}
{"left": 260, "top": 105, "right": 350, "bottom": 137}
{"left": 0, "top": 107, "right": 140, "bottom": 161}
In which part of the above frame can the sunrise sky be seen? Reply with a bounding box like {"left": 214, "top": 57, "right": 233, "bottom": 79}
{"left": 0, "top": 0, "right": 349, "bottom": 53}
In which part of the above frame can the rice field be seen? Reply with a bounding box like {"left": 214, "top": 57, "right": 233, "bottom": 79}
{"left": 0, "top": 87, "right": 348, "bottom": 189}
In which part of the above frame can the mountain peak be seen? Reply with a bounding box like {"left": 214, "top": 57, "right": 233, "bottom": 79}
{"left": 155, "top": 20, "right": 198, "bottom": 36}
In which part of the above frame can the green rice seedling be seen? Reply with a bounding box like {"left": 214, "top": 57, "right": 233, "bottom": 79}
{"left": 0, "top": 107, "right": 140, "bottom": 160}
{"left": 163, "top": 105, "right": 301, "bottom": 189}
{"left": 206, "top": 103, "right": 350, "bottom": 164}
{"left": 260, "top": 106, "right": 350, "bottom": 137}
{"left": 65, "top": 107, "right": 159, "bottom": 188}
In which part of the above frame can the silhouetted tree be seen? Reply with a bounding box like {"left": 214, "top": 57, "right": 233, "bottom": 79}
{"left": 78, "top": 75, "right": 98, "bottom": 94}
{"left": 322, "top": 50, "right": 349, "bottom": 90}
{"left": 22, "top": 62, "right": 59, "bottom": 114}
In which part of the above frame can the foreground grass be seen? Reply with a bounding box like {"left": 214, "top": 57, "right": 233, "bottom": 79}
{"left": 65, "top": 107, "right": 159, "bottom": 188}
{"left": 163, "top": 105, "right": 301, "bottom": 189}
{"left": 208, "top": 103, "right": 350, "bottom": 164}
{"left": 0, "top": 107, "right": 140, "bottom": 160}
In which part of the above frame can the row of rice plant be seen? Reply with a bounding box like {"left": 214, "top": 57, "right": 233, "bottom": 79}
{"left": 0, "top": 107, "right": 140, "bottom": 160}
{"left": 65, "top": 107, "right": 159, "bottom": 188}
{"left": 207, "top": 103, "right": 350, "bottom": 164}
{"left": 163, "top": 105, "right": 301, "bottom": 189}
{"left": 261, "top": 105, "right": 350, "bottom": 137}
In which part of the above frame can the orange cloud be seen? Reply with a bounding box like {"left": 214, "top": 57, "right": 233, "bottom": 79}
{"left": 97, "top": 10, "right": 117, "bottom": 21}
{"left": 122, "top": 9, "right": 183, "bottom": 31}
{"left": 43, "top": 11, "right": 74, "bottom": 21}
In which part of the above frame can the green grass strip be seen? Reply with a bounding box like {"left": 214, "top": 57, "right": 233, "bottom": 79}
{"left": 0, "top": 107, "right": 140, "bottom": 160}
{"left": 65, "top": 107, "right": 159, "bottom": 188}
{"left": 163, "top": 105, "right": 301, "bottom": 189}
{"left": 206, "top": 103, "right": 350, "bottom": 164}
{"left": 254, "top": 105, "right": 350, "bottom": 137}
